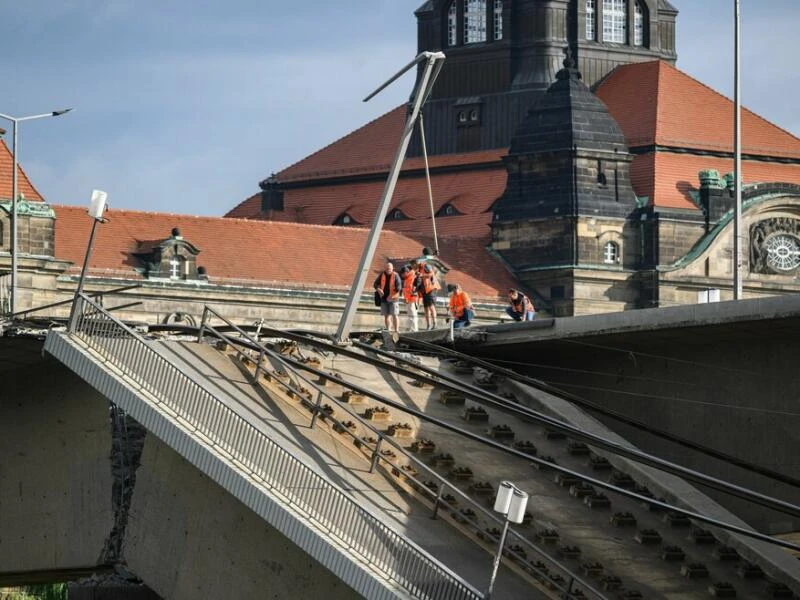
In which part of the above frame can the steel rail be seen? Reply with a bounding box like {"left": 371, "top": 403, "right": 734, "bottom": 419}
{"left": 256, "top": 326, "right": 800, "bottom": 520}
{"left": 393, "top": 336, "right": 800, "bottom": 489}
{"left": 200, "top": 318, "right": 607, "bottom": 600}
{"left": 202, "top": 326, "right": 800, "bottom": 554}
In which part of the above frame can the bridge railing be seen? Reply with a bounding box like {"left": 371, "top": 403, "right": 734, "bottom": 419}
{"left": 68, "top": 293, "right": 483, "bottom": 600}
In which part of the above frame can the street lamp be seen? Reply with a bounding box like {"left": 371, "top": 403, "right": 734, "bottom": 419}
{"left": 486, "top": 481, "right": 529, "bottom": 599}
{"left": 733, "top": 0, "right": 743, "bottom": 299}
{"left": 0, "top": 108, "right": 73, "bottom": 315}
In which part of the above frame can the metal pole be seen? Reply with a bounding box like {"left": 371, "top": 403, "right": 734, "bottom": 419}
{"left": 69, "top": 217, "right": 100, "bottom": 332}
{"left": 486, "top": 518, "right": 510, "bottom": 600}
{"left": 0, "top": 108, "right": 72, "bottom": 316}
{"left": 733, "top": 0, "right": 743, "bottom": 299}
{"left": 10, "top": 119, "right": 18, "bottom": 315}
{"left": 334, "top": 52, "right": 445, "bottom": 344}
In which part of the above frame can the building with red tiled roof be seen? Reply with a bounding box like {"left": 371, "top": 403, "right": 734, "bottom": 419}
{"left": 0, "top": 139, "right": 45, "bottom": 203}
{"left": 227, "top": 2, "right": 800, "bottom": 315}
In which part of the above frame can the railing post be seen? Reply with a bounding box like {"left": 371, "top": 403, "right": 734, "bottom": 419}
{"left": 198, "top": 306, "right": 208, "bottom": 343}
{"left": 566, "top": 576, "right": 575, "bottom": 599}
{"left": 432, "top": 484, "right": 444, "bottom": 519}
{"left": 68, "top": 294, "right": 83, "bottom": 333}
{"left": 369, "top": 437, "right": 383, "bottom": 473}
{"left": 309, "top": 389, "right": 324, "bottom": 429}
{"left": 254, "top": 346, "right": 266, "bottom": 380}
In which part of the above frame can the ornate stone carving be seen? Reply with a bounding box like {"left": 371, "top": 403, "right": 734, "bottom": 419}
{"left": 750, "top": 218, "right": 800, "bottom": 274}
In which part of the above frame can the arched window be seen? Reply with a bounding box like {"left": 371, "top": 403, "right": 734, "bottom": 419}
{"left": 603, "top": 241, "right": 619, "bottom": 264}
{"left": 603, "top": 0, "right": 627, "bottom": 44}
{"left": 633, "top": 1, "right": 645, "bottom": 46}
{"left": 464, "top": 0, "right": 487, "bottom": 44}
{"left": 585, "top": 0, "right": 596, "bottom": 41}
{"left": 447, "top": 2, "right": 458, "bottom": 46}
{"left": 493, "top": 0, "right": 503, "bottom": 41}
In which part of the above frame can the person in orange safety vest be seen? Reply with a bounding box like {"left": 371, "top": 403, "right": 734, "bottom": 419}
{"left": 400, "top": 263, "right": 420, "bottom": 332}
{"left": 373, "top": 262, "right": 401, "bottom": 333}
{"left": 448, "top": 283, "right": 474, "bottom": 329}
{"left": 417, "top": 260, "right": 440, "bottom": 330}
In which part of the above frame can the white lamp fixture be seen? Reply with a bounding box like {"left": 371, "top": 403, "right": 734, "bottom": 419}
{"left": 69, "top": 189, "right": 108, "bottom": 331}
{"left": 487, "top": 481, "right": 529, "bottom": 598}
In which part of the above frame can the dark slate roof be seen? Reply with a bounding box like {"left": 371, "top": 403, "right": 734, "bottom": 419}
{"left": 508, "top": 58, "right": 628, "bottom": 157}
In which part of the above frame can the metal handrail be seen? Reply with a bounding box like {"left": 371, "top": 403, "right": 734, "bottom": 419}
{"left": 68, "top": 294, "right": 482, "bottom": 600}
{"left": 197, "top": 305, "right": 607, "bottom": 600}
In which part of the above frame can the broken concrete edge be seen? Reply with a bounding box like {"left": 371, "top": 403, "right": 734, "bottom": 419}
{"left": 505, "top": 378, "right": 800, "bottom": 596}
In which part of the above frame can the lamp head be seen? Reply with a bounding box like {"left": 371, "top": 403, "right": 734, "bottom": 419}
{"left": 52, "top": 108, "right": 74, "bottom": 117}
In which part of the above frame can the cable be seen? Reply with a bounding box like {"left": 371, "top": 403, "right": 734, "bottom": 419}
{"left": 397, "top": 336, "right": 800, "bottom": 489}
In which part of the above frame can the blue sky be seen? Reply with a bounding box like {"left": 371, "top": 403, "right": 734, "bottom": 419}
{"left": 1, "top": 1, "right": 797, "bottom": 216}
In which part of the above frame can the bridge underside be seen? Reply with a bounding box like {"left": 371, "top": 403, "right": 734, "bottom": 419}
{"left": 0, "top": 342, "right": 367, "bottom": 599}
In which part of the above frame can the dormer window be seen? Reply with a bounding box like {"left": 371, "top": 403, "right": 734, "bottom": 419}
{"left": 437, "top": 203, "right": 459, "bottom": 217}
{"left": 169, "top": 256, "right": 183, "bottom": 279}
{"left": 455, "top": 101, "right": 482, "bottom": 127}
{"left": 334, "top": 212, "right": 357, "bottom": 226}
{"left": 136, "top": 227, "right": 203, "bottom": 281}
{"left": 389, "top": 208, "right": 408, "bottom": 221}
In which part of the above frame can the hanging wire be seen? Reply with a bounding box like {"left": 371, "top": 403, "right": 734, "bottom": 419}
{"left": 417, "top": 111, "right": 439, "bottom": 255}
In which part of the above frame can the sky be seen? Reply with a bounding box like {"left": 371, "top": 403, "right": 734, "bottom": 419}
{"left": 1, "top": 1, "right": 798, "bottom": 217}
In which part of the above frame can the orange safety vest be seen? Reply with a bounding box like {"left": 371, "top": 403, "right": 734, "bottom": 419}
{"left": 418, "top": 263, "right": 440, "bottom": 294}
{"left": 511, "top": 294, "right": 532, "bottom": 313}
{"left": 449, "top": 290, "right": 472, "bottom": 318}
{"left": 377, "top": 272, "right": 400, "bottom": 301}
{"left": 402, "top": 270, "right": 419, "bottom": 303}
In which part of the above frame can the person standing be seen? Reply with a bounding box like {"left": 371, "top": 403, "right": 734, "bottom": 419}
{"left": 373, "top": 262, "right": 402, "bottom": 333}
{"left": 400, "top": 263, "right": 420, "bottom": 332}
{"left": 417, "top": 259, "right": 440, "bottom": 330}
{"left": 448, "top": 283, "right": 474, "bottom": 328}
{"left": 506, "top": 288, "right": 535, "bottom": 321}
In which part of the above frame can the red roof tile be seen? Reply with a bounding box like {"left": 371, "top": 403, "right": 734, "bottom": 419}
{"left": 596, "top": 60, "right": 800, "bottom": 158}
{"left": 53, "top": 205, "right": 512, "bottom": 300}
{"left": 0, "top": 140, "right": 44, "bottom": 202}
{"left": 632, "top": 151, "right": 800, "bottom": 210}
{"left": 227, "top": 165, "right": 507, "bottom": 238}
{"left": 278, "top": 106, "right": 406, "bottom": 182}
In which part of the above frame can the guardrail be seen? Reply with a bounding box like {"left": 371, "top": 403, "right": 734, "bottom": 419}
{"left": 197, "top": 305, "right": 607, "bottom": 600}
{"left": 68, "top": 294, "right": 483, "bottom": 600}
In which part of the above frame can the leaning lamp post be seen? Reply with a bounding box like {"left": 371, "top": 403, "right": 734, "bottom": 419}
{"left": 487, "top": 481, "right": 529, "bottom": 599}
{"left": 68, "top": 189, "right": 108, "bottom": 332}
{"left": 0, "top": 108, "right": 73, "bottom": 315}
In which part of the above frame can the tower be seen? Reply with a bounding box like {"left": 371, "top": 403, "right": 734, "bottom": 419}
{"left": 410, "top": 0, "right": 677, "bottom": 155}
{"left": 491, "top": 52, "right": 641, "bottom": 316}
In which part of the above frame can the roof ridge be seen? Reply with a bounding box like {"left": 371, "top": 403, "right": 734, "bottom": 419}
{"left": 278, "top": 104, "right": 405, "bottom": 178}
